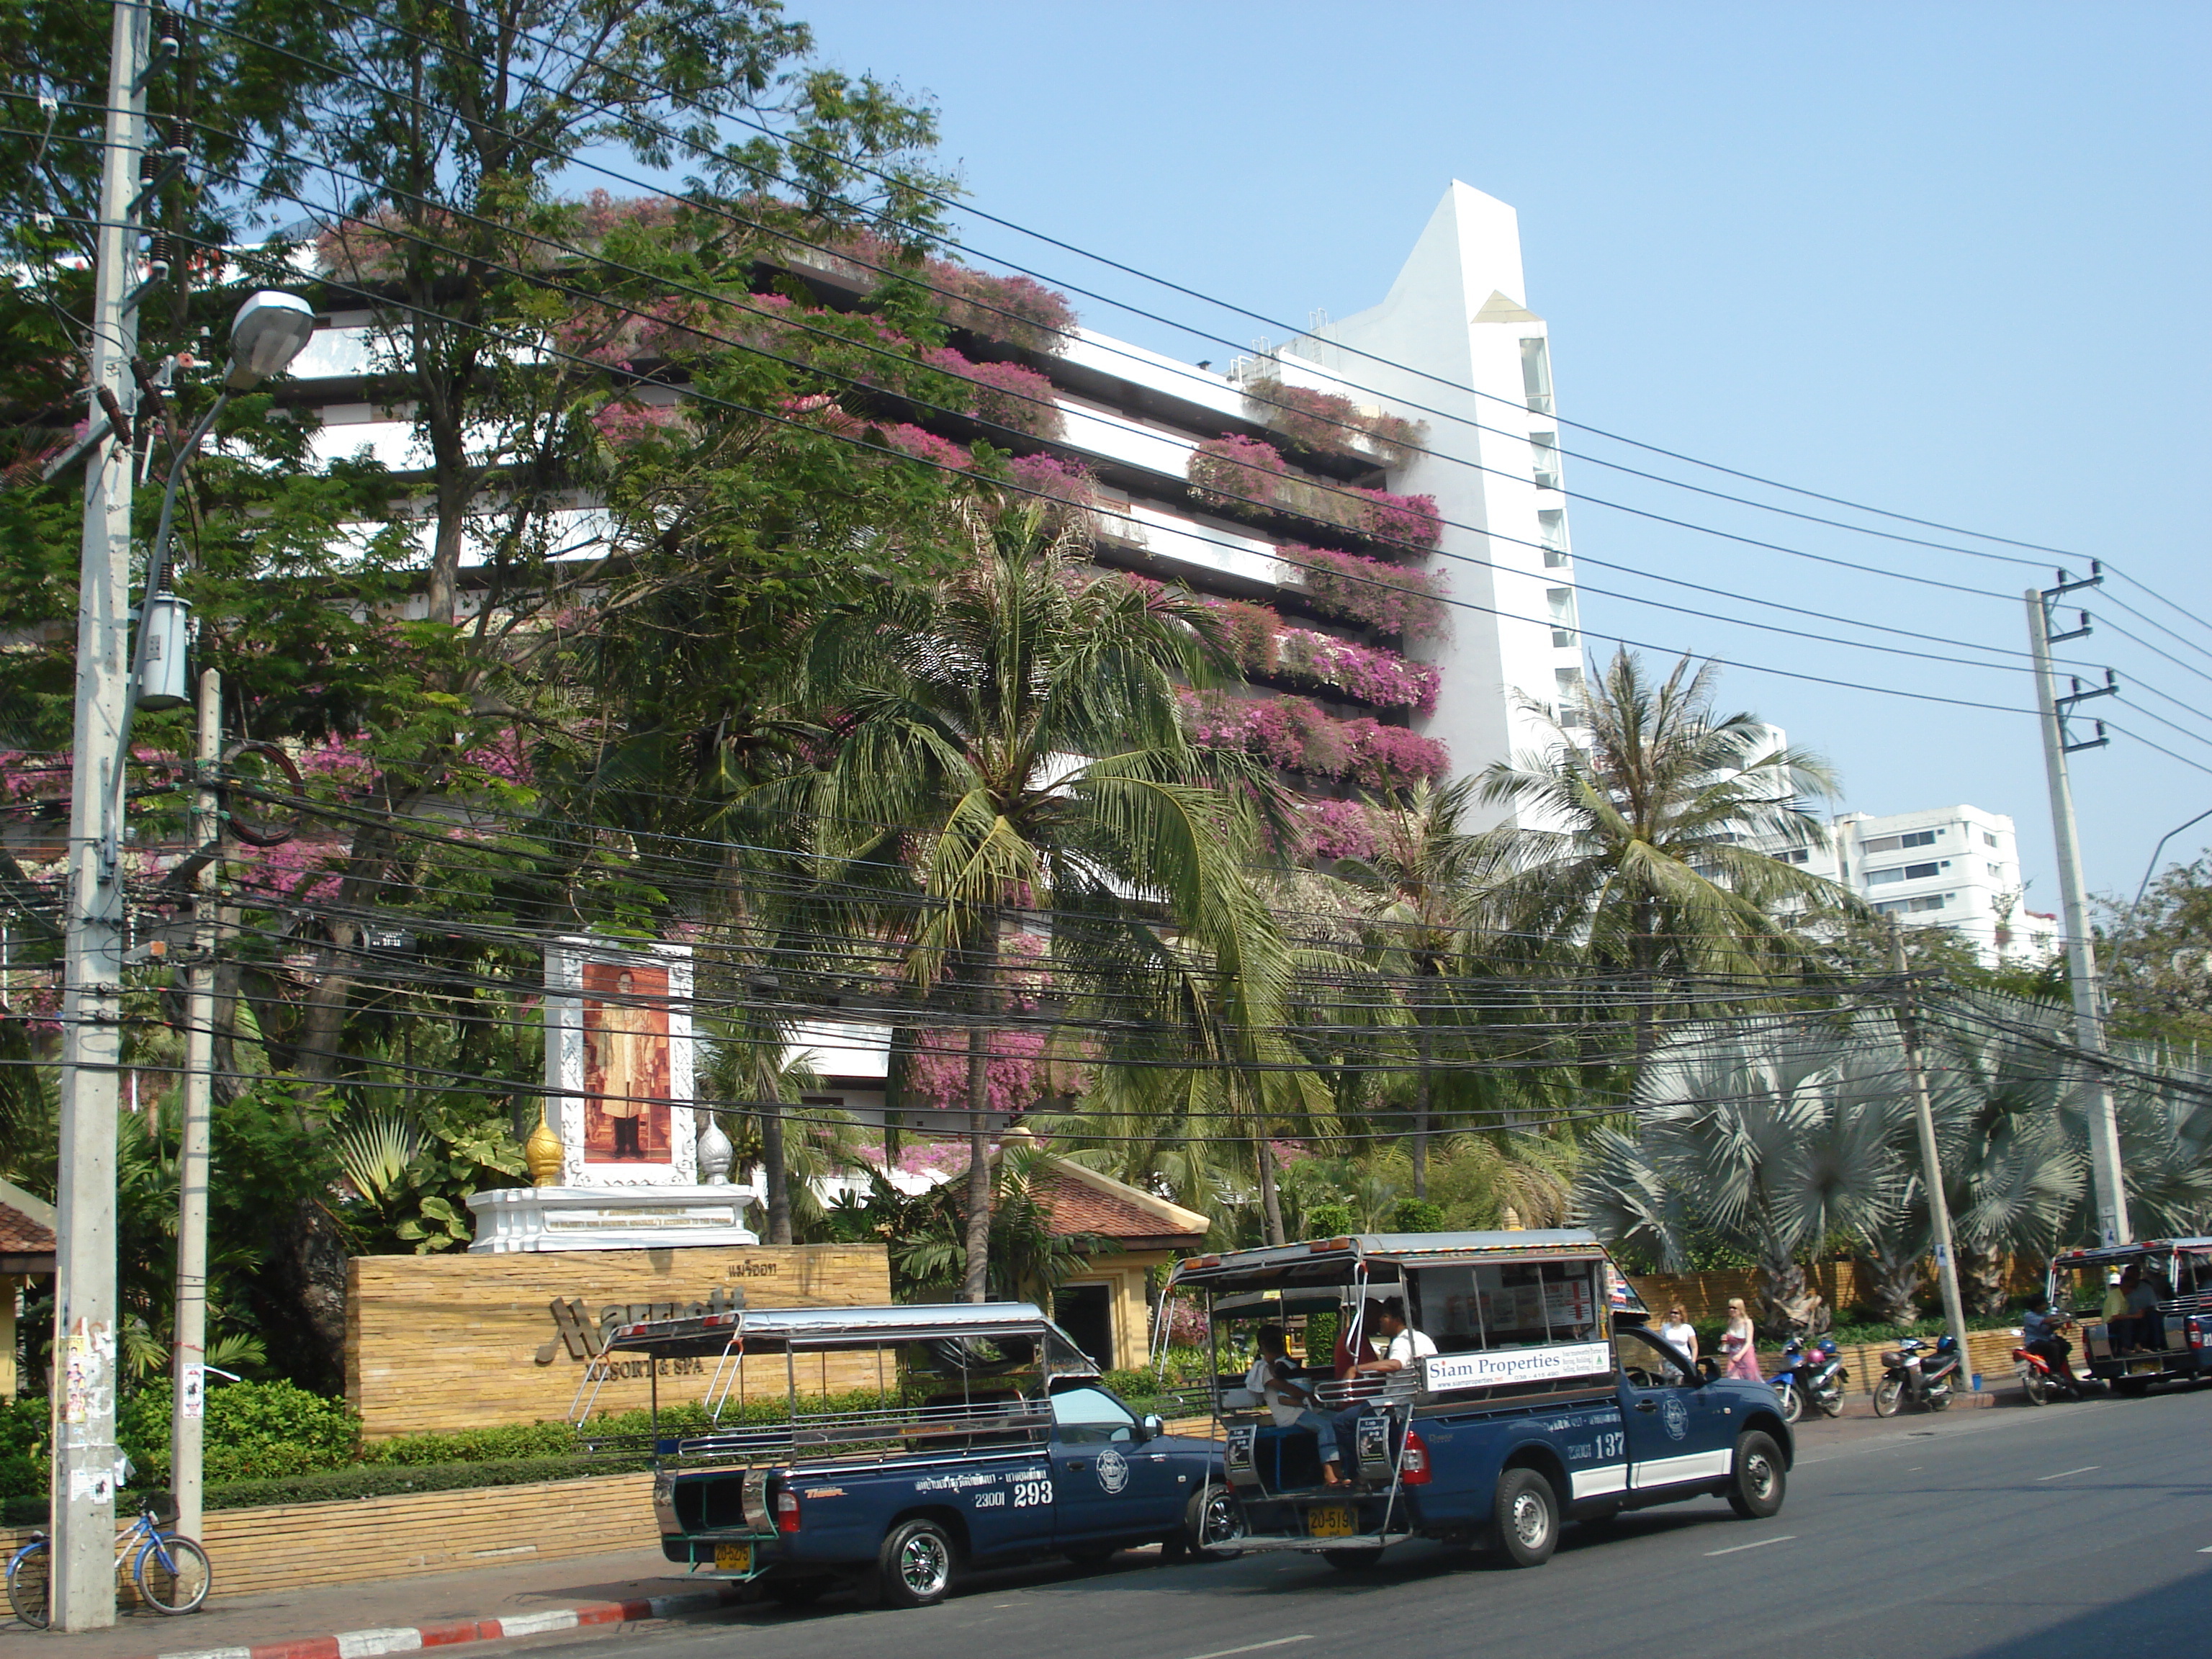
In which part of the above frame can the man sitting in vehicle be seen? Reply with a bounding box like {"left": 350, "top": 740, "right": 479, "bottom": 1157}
{"left": 1321, "top": 1298, "right": 1437, "bottom": 1485}
{"left": 1244, "top": 1326, "right": 1341, "bottom": 1485}
{"left": 2020, "top": 1292, "right": 2082, "bottom": 1388}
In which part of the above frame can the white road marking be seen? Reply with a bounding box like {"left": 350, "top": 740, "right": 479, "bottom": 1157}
{"left": 1704, "top": 1534, "right": 1796, "bottom": 1557}
{"left": 1179, "top": 1639, "right": 1316, "bottom": 1659}
{"left": 2036, "top": 1465, "right": 2100, "bottom": 1481}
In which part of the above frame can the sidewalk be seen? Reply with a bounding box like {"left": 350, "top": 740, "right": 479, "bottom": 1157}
{"left": 7, "top": 1546, "right": 750, "bottom": 1659}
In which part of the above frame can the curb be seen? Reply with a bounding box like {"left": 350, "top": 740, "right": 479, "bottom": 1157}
{"left": 144, "top": 1585, "right": 749, "bottom": 1659}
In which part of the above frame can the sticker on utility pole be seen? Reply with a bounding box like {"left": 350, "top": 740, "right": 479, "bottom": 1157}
{"left": 181, "top": 1364, "right": 205, "bottom": 1419}
{"left": 1933, "top": 1243, "right": 1950, "bottom": 1266}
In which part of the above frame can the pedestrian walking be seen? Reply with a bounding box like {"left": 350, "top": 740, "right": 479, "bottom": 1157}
{"left": 1719, "top": 1297, "right": 1761, "bottom": 1380}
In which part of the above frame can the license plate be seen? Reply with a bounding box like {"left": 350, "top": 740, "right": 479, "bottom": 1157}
{"left": 714, "top": 1542, "right": 752, "bottom": 1573}
{"left": 2128, "top": 1359, "right": 2162, "bottom": 1376}
{"left": 1306, "top": 1505, "right": 1357, "bottom": 1538}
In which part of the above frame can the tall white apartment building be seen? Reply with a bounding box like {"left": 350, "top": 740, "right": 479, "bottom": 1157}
{"left": 1789, "top": 806, "right": 2057, "bottom": 965}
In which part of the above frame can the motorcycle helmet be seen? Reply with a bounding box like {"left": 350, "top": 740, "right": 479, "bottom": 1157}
{"left": 1815, "top": 1338, "right": 1839, "bottom": 1359}
{"left": 1935, "top": 1334, "right": 1959, "bottom": 1354}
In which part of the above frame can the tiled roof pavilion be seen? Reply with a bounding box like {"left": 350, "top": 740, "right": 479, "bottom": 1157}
{"left": 0, "top": 1177, "right": 56, "bottom": 1276}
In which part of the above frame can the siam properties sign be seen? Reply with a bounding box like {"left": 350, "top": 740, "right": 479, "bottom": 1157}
{"left": 1423, "top": 1341, "right": 1614, "bottom": 1393}
{"left": 544, "top": 938, "right": 697, "bottom": 1187}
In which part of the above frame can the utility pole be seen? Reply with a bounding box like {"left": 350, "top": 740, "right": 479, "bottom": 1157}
{"left": 171, "top": 666, "right": 220, "bottom": 1542}
{"left": 53, "top": 0, "right": 148, "bottom": 1630}
{"left": 2026, "top": 575, "right": 2131, "bottom": 1249}
{"left": 1890, "top": 925, "right": 1971, "bottom": 1353}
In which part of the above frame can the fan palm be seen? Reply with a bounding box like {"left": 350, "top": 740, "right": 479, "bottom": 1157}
{"left": 1478, "top": 649, "right": 1851, "bottom": 1069}
{"left": 763, "top": 497, "right": 1286, "bottom": 1293}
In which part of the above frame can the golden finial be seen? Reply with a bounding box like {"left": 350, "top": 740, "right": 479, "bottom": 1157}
{"left": 525, "top": 1107, "right": 565, "bottom": 1188}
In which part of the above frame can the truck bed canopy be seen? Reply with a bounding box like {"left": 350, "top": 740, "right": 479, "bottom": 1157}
{"left": 602, "top": 1300, "right": 1096, "bottom": 1372}
{"left": 1170, "top": 1229, "right": 1612, "bottom": 1296}
{"left": 2051, "top": 1238, "right": 2212, "bottom": 1269}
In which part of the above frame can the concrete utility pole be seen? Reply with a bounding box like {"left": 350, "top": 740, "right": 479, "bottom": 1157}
{"left": 53, "top": 0, "right": 148, "bottom": 1630}
{"left": 2026, "top": 577, "right": 2131, "bottom": 1249}
{"left": 1890, "top": 925, "right": 1971, "bottom": 1353}
{"left": 171, "top": 667, "right": 220, "bottom": 1542}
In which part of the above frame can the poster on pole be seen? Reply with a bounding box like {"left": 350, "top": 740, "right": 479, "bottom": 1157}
{"left": 545, "top": 938, "right": 696, "bottom": 1187}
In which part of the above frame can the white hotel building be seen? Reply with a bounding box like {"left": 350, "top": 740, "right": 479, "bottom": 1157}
{"left": 1784, "top": 805, "right": 2059, "bottom": 966}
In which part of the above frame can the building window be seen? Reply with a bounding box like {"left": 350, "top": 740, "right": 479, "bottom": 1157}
{"left": 1860, "top": 829, "right": 1938, "bottom": 855}
{"left": 1876, "top": 894, "right": 1949, "bottom": 914}
{"left": 1555, "top": 667, "right": 1585, "bottom": 728}
{"left": 1866, "top": 860, "right": 1944, "bottom": 886}
{"left": 1520, "top": 338, "right": 1554, "bottom": 415}
{"left": 1987, "top": 862, "right": 2006, "bottom": 878}
{"left": 1532, "top": 431, "right": 1563, "bottom": 492}
{"left": 1777, "top": 848, "right": 1812, "bottom": 865}
{"left": 1539, "top": 508, "right": 1570, "bottom": 567}
{"left": 1547, "top": 587, "right": 1578, "bottom": 649}
{"left": 1982, "top": 830, "right": 1999, "bottom": 848}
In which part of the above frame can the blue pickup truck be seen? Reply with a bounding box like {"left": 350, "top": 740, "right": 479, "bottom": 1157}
{"left": 1166, "top": 1229, "right": 1793, "bottom": 1568}
{"left": 598, "top": 1303, "right": 1233, "bottom": 1608}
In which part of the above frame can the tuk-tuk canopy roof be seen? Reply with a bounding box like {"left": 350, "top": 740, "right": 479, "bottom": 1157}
{"left": 1170, "top": 1229, "right": 1609, "bottom": 1292}
{"left": 2051, "top": 1237, "right": 2212, "bottom": 1269}
{"left": 601, "top": 1300, "right": 1097, "bottom": 1370}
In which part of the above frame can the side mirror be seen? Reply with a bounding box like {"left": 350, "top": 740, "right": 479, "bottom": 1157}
{"left": 1141, "top": 1413, "right": 1165, "bottom": 1442}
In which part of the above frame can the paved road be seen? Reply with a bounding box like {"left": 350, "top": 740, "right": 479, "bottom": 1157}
{"left": 530, "top": 1387, "right": 2211, "bottom": 1659}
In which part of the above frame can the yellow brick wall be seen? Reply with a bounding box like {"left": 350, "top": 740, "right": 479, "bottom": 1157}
{"left": 0, "top": 1472, "right": 656, "bottom": 1604}
{"left": 346, "top": 1244, "right": 891, "bottom": 1438}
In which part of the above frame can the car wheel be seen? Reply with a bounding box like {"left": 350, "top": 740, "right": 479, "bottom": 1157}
{"left": 1727, "top": 1431, "right": 1786, "bottom": 1520}
{"left": 1491, "top": 1467, "right": 1558, "bottom": 1568}
{"left": 1180, "top": 1483, "right": 1245, "bottom": 1561}
{"left": 1872, "top": 1377, "right": 1904, "bottom": 1418}
{"left": 875, "top": 1518, "right": 957, "bottom": 1609}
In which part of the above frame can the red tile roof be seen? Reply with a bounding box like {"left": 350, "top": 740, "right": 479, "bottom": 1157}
{"left": 1035, "top": 1169, "right": 1206, "bottom": 1249}
{"left": 0, "top": 1196, "right": 57, "bottom": 1267}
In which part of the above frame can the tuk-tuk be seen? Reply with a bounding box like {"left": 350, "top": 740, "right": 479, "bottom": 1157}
{"left": 2046, "top": 1238, "right": 2212, "bottom": 1395}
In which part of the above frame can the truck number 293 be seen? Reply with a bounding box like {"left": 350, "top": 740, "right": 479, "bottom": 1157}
{"left": 1011, "top": 1480, "right": 1053, "bottom": 1507}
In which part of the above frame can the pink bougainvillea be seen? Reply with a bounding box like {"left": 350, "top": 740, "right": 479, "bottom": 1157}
{"left": 1006, "top": 451, "right": 1098, "bottom": 511}
{"left": 922, "top": 346, "right": 1065, "bottom": 441}
{"left": 1187, "top": 434, "right": 1289, "bottom": 511}
{"left": 1244, "top": 377, "right": 1424, "bottom": 467}
{"left": 1352, "top": 488, "right": 1443, "bottom": 552}
{"left": 902, "top": 933, "right": 1052, "bottom": 1118}
{"left": 878, "top": 423, "right": 976, "bottom": 472}
{"left": 590, "top": 400, "right": 690, "bottom": 449}
{"left": 1179, "top": 691, "right": 1448, "bottom": 787}
{"left": 1303, "top": 797, "right": 1379, "bottom": 861}
{"left": 1197, "top": 599, "right": 1438, "bottom": 714}
{"left": 1281, "top": 544, "right": 1450, "bottom": 643}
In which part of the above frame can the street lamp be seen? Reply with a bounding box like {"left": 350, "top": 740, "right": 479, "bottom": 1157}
{"left": 114, "top": 290, "right": 313, "bottom": 1548}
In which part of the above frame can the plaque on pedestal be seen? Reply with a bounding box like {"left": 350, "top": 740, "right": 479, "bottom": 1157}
{"left": 465, "top": 1184, "right": 758, "bottom": 1252}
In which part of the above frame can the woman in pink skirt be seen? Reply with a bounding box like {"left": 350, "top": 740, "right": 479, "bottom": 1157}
{"left": 1719, "top": 1297, "right": 1761, "bottom": 1380}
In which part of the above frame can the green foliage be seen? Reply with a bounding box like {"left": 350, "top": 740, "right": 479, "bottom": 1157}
{"left": 1388, "top": 1198, "right": 1445, "bottom": 1233}
{"left": 119, "top": 1379, "right": 359, "bottom": 1488}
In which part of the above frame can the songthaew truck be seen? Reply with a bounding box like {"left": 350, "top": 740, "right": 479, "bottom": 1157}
{"left": 1161, "top": 1229, "right": 1794, "bottom": 1568}
{"left": 589, "top": 1303, "right": 1233, "bottom": 1609}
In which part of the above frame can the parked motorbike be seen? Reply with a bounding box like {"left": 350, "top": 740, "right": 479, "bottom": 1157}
{"left": 2015, "top": 1319, "right": 2090, "bottom": 1405}
{"left": 1799, "top": 1337, "right": 1848, "bottom": 1418}
{"left": 1767, "top": 1339, "right": 1814, "bottom": 1424}
{"left": 1872, "top": 1334, "right": 1961, "bottom": 1416}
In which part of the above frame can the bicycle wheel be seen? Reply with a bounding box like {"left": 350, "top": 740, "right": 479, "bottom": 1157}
{"left": 8, "top": 1537, "right": 52, "bottom": 1629}
{"left": 136, "top": 1534, "right": 212, "bottom": 1615}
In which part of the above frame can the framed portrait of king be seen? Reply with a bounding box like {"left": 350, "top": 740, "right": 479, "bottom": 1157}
{"left": 544, "top": 938, "right": 697, "bottom": 1186}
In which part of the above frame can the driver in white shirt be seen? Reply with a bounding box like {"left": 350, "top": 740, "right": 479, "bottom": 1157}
{"left": 1322, "top": 1298, "right": 1436, "bottom": 1485}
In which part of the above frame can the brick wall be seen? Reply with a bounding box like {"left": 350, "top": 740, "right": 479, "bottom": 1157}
{"left": 0, "top": 1470, "right": 657, "bottom": 1604}
{"left": 347, "top": 1243, "right": 891, "bottom": 1438}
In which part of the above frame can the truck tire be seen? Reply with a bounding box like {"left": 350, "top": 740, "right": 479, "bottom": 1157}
{"left": 1179, "top": 1483, "right": 1245, "bottom": 1561}
{"left": 1491, "top": 1467, "right": 1558, "bottom": 1568}
{"left": 874, "top": 1518, "right": 957, "bottom": 1609}
{"left": 1727, "top": 1431, "right": 1786, "bottom": 1520}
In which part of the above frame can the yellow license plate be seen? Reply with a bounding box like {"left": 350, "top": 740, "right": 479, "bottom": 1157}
{"left": 714, "top": 1542, "right": 752, "bottom": 1573}
{"left": 1306, "top": 1505, "right": 1357, "bottom": 1538}
{"left": 2128, "top": 1359, "right": 2162, "bottom": 1376}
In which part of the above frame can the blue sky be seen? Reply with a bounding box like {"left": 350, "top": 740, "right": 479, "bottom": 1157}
{"left": 792, "top": 1, "right": 2209, "bottom": 907}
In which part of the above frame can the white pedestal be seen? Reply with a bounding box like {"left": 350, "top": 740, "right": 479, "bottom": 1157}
{"left": 466, "top": 1184, "right": 758, "bottom": 1252}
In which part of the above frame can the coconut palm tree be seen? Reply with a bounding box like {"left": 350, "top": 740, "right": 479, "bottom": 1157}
{"left": 762, "top": 497, "right": 1286, "bottom": 1295}
{"left": 1478, "top": 649, "right": 1852, "bottom": 1069}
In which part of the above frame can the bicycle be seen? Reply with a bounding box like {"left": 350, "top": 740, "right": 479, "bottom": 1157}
{"left": 6, "top": 1490, "right": 212, "bottom": 1627}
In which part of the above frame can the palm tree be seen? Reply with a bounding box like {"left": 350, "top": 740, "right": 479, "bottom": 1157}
{"left": 1576, "top": 1015, "right": 1907, "bottom": 1331}
{"left": 765, "top": 497, "right": 1284, "bottom": 1295}
{"left": 1478, "top": 649, "right": 1851, "bottom": 1069}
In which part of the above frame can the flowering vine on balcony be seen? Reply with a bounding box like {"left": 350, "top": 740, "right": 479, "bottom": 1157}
{"left": 1241, "top": 376, "right": 1424, "bottom": 468}
{"left": 1179, "top": 691, "right": 1449, "bottom": 788}
{"left": 1204, "top": 599, "right": 1439, "bottom": 715}
{"left": 920, "top": 346, "right": 1065, "bottom": 442}
{"left": 1185, "top": 436, "right": 1442, "bottom": 554}
{"left": 1277, "top": 544, "right": 1450, "bottom": 643}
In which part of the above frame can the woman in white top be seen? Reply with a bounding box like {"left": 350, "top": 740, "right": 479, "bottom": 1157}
{"left": 1658, "top": 1304, "right": 1699, "bottom": 1370}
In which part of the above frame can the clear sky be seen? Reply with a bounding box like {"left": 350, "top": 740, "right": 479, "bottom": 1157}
{"left": 792, "top": 1, "right": 2210, "bottom": 908}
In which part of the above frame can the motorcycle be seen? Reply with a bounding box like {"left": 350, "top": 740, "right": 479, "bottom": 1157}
{"left": 1767, "top": 1339, "right": 1815, "bottom": 1424}
{"left": 2015, "top": 1319, "right": 2090, "bottom": 1405}
{"left": 1799, "top": 1337, "right": 1848, "bottom": 1418}
{"left": 1872, "top": 1333, "right": 1961, "bottom": 1417}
